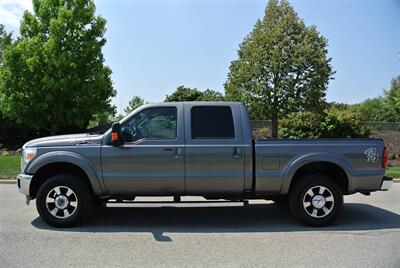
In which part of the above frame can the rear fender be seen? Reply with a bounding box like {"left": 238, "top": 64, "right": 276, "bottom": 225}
{"left": 280, "top": 152, "right": 353, "bottom": 195}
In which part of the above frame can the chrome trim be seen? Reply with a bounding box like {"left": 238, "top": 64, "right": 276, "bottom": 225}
{"left": 380, "top": 176, "right": 393, "bottom": 191}
{"left": 16, "top": 173, "right": 33, "bottom": 196}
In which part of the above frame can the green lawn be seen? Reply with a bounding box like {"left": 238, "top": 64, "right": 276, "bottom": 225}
{"left": 0, "top": 156, "right": 20, "bottom": 179}
{"left": 0, "top": 155, "right": 399, "bottom": 180}
{"left": 386, "top": 167, "right": 400, "bottom": 179}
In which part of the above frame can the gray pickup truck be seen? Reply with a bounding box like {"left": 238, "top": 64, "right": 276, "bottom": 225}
{"left": 17, "top": 102, "right": 392, "bottom": 227}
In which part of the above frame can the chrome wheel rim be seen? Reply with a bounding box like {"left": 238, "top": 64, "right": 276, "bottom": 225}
{"left": 45, "top": 186, "right": 78, "bottom": 219}
{"left": 302, "top": 185, "right": 334, "bottom": 218}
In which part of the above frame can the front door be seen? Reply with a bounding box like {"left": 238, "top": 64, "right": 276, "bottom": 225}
{"left": 101, "top": 104, "right": 185, "bottom": 195}
{"left": 184, "top": 104, "right": 245, "bottom": 195}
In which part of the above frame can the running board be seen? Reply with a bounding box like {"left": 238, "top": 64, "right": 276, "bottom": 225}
{"left": 106, "top": 200, "right": 249, "bottom": 208}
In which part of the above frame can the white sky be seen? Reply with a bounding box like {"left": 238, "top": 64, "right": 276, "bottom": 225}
{"left": 0, "top": 0, "right": 32, "bottom": 28}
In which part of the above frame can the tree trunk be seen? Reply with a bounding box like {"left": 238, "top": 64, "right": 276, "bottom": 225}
{"left": 271, "top": 113, "right": 278, "bottom": 138}
{"left": 50, "top": 125, "right": 56, "bottom": 136}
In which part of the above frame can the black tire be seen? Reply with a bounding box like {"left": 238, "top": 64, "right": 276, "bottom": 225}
{"left": 288, "top": 173, "right": 343, "bottom": 227}
{"left": 36, "top": 174, "right": 93, "bottom": 227}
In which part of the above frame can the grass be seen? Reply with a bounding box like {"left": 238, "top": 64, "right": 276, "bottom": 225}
{"left": 0, "top": 156, "right": 399, "bottom": 180}
{"left": 0, "top": 156, "right": 20, "bottom": 179}
{"left": 386, "top": 167, "right": 400, "bottom": 179}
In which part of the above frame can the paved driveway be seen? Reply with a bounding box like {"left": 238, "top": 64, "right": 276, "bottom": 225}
{"left": 1, "top": 183, "right": 400, "bottom": 267}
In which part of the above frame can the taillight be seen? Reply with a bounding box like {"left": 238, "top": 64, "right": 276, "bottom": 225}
{"left": 382, "top": 147, "right": 388, "bottom": 169}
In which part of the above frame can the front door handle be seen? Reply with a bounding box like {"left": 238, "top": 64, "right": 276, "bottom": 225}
{"left": 233, "top": 147, "right": 242, "bottom": 159}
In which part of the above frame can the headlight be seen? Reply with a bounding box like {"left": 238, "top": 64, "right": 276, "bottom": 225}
{"left": 23, "top": 148, "right": 37, "bottom": 164}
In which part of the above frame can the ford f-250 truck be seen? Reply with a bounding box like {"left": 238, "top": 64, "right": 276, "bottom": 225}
{"left": 17, "top": 102, "right": 393, "bottom": 227}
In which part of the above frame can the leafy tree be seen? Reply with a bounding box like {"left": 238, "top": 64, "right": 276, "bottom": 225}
{"left": 124, "top": 95, "right": 148, "bottom": 114}
{"left": 354, "top": 75, "right": 400, "bottom": 122}
{"left": 0, "top": 0, "right": 115, "bottom": 135}
{"left": 165, "top": 86, "right": 224, "bottom": 102}
{"left": 387, "top": 75, "right": 400, "bottom": 98}
{"left": 354, "top": 98, "right": 383, "bottom": 121}
{"left": 0, "top": 24, "right": 12, "bottom": 65}
{"left": 327, "top": 102, "right": 351, "bottom": 111}
{"left": 225, "top": 0, "right": 334, "bottom": 137}
{"left": 199, "top": 89, "right": 224, "bottom": 101}
{"left": 382, "top": 76, "right": 400, "bottom": 122}
{"left": 165, "top": 86, "right": 203, "bottom": 102}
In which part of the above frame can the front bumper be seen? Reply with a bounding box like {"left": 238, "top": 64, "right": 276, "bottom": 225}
{"left": 16, "top": 173, "right": 33, "bottom": 196}
{"left": 379, "top": 176, "right": 393, "bottom": 191}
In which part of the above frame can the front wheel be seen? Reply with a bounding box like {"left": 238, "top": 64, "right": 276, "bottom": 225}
{"left": 36, "top": 174, "right": 93, "bottom": 227}
{"left": 288, "top": 174, "right": 343, "bottom": 227}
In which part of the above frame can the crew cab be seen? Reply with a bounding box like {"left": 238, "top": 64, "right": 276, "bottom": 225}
{"left": 17, "top": 102, "right": 393, "bottom": 227}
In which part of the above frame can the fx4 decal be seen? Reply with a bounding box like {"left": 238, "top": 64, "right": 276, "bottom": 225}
{"left": 364, "top": 148, "right": 379, "bottom": 163}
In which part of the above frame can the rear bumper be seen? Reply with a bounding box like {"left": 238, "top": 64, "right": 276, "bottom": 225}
{"left": 379, "top": 176, "right": 393, "bottom": 191}
{"left": 16, "top": 173, "right": 33, "bottom": 196}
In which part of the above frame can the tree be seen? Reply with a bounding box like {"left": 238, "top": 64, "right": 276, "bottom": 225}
{"left": 124, "top": 95, "right": 148, "bottom": 114}
{"left": 382, "top": 75, "right": 400, "bottom": 122}
{"left": 0, "top": 0, "right": 115, "bottom": 135}
{"left": 165, "top": 86, "right": 203, "bottom": 102}
{"left": 199, "top": 89, "right": 224, "bottom": 101}
{"left": 0, "top": 24, "right": 12, "bottom": 66}
{"left": 354, "top": 75, "right": 400, "bottom": 122}
{"left": 225, "top": 0, "right": 334, "bottom": 137}
{"left": 165, "top": 86, "right": 224, "bottom": 102}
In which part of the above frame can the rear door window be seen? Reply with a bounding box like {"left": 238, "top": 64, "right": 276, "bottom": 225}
{"left": 191, "top": 106, "right": 235, "bottom": 139}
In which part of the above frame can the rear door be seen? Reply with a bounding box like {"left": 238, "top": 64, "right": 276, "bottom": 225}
{"left": 184, "top": 103, "right": 245, "bottom": 195}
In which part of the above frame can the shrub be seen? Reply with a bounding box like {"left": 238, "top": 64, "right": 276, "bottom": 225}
{"left": 280, "top": 112, "right": 323, "bottom": 139}
{"left": 1, "top": 149, "right": 9, "bottom": 157}
{"left": 280, "top": 109, "right": 370, "bottom": 139}
{"left": 321, "top": 109, "right": 370, "bottom": 138}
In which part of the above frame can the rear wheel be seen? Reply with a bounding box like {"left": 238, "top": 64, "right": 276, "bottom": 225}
{"left": 288, "top": 173, "right": 343, "bottom": 227}
{"left": 36, "top": 174, "right": 93, "bottom": 227}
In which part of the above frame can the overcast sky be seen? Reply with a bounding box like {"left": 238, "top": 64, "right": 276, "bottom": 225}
{"left": 1, "top": 0, "right": 399, "bottom": 114}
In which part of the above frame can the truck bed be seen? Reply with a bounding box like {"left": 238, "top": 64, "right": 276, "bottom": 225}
{"left": 253, "top": 138, "right": 386, "bottom": 195}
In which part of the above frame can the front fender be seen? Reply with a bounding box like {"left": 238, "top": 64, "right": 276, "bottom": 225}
{"left": 25, "top": 151, "right": 103, "bottom": 195}
{"left": 280, "top": 152, "right": 354, "bottom": 195}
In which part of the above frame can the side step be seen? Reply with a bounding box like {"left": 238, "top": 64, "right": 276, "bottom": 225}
{"left": 106, "top": 200, "right": 249, "bottom": 208}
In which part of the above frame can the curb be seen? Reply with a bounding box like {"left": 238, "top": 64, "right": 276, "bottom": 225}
{"left": 0, "top": 180, "right": 16, "bottom": 184}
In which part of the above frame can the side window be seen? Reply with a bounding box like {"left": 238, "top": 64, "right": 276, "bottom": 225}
{"left": 121, "top": 107, "right": 177, "bottom": 142}
{"left": 191, "top": 106, "right": 235, "bottom": 139}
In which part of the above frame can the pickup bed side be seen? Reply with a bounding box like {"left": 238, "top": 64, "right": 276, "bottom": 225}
{"left": 254, "top": 139, "right": 386, "bottom": 195}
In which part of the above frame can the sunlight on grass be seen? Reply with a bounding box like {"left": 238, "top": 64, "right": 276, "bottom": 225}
{"left": 386, "top": 167, "right": 400, "bottom": 178}
{"left": 0, "top": 156, "right": 20, "bottom": 179}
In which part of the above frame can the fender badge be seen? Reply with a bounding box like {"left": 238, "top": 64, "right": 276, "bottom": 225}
{"left": 364, "top": 148, "right": 379, "bottom": 163}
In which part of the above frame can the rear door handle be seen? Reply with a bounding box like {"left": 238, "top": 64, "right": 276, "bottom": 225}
{"left": 163, "top": 148, "right": 173, "bottom": 151}
{"left": 175, "top": 148, "right": 184, "bottom": 159}
{"left": 233, "top": 147, "right": 242, "bottom": 159}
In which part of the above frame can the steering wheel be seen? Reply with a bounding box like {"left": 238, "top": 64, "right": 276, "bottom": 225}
{"left": 130, "top": 125, "right": 143, "bottom": 142}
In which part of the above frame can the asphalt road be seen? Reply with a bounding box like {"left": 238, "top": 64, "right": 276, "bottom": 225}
{"left": 1, "top": 184, "right": 400, "bottom": 268}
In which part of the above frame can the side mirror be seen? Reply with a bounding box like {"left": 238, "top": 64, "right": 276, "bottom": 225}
{"left": 111, "top": 122, "right": 123, "bottom": 146}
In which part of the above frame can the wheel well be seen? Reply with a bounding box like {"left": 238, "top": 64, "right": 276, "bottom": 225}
{"left": 290, "top": 162, "right": 349, "bottom": 193}
{"left": 30, "top": 162, "right": 93, "bottom": 199}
